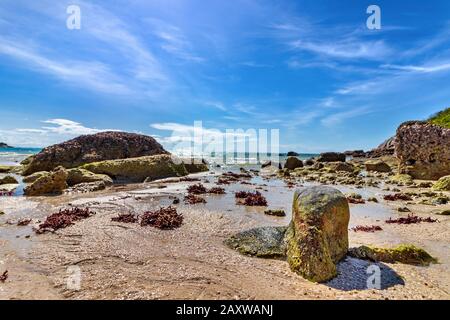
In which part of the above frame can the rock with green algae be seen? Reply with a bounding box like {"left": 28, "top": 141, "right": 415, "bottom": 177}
{"left": 0, "top": 175, "right": 18, "bottom": 185}
{"left": 224, "top": 226, "right": 288, "bottom": 258}
{"left": 364, "top": 160, "right": 392, "bottom": 173}
{"left": 436, "top": 209, "right": 450, "bottom": 216}
{"left": 67, "top": 168, "right": 113, "bottom": 186}
{"left": 348, "top": 244, "right": 437, "bottom": 266}
{"left": 80, "top": 154, "right": 189, "bottom": 183}
{"left": 390, "top": 174, "right": 414, "bottom": 185}
{"left": 432, "top": 175, "right": 450, "bottom": 191}
{"left": 264, "top": 209, "right": 286, "bottom": 216}
{"left": 22, "top": 171, "right": 49, "bottom": 183}
{"left": 24, "top": 166, "right": 68, "bottom": 196}
{"left": 285, "top": 186, "right": 350, "bottom": 283}
{"left": 326, "top": 162, "right": 355, "bottom": 173}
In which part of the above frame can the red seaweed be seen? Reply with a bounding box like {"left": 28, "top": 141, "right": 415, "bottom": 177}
{"left": 235, "top": 191, "right": 268, "bottom": 206}
{"left": 351, "top": 225, "right": 383, "bottom": 232}
{"left": 36, "top": 207, "right": 96, "bottom": 233}
{"left": 208, "top": 187, "right": 226, "bottom": 194}
{"left": 140, "top": 206, "right": 183, "bottom": 230}
{"left": 184, "top": 194, "right": 207, "bottom": 204}
{"left": 187, "top": 183, "right": 207, "bottom": 195}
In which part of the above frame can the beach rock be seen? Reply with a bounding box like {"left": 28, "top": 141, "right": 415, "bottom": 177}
{"left": 264, "top": 209, "right": 286, "bottom": 217}
{"left": 287, "top": 151, "right": 300, "bottom": 156}
{"left": 317, "top": 152, "right": 346, "bottom": 163}
{"left": 364, "top": 160, "right": 392, "bottom": 173}
{"left": 81, "top": 154, "right": 188, "bottom": 183}
{"left": 0, "top": 184, "right": 18, "bottom": 193}
{"left": 23, "top": 131, "right": 168, "bottom": 175}
{"left": 24, "top": 166, "right": 68, "bottom": 196}
{"left": 367, "top": 137, "right": 396, "bottom": 158}
{"left": 344, "top": 150, "right": 366, "bottom": 157}
{"left": 285, "top": 186, "right": 350, "bottom": 282}
{"left": 390, "top": 174, "right": 414, "bottom": 185}
{"left": 66, "top": 181, "right": 106, "bottom": 193}
{"left": 224, "top": 226, "right": 287, "bottom": 258}
{"left": 23, "top": 171, "right": 49, "bottom": 183}
{"left": 0, "top": 175, "right": 18, "bottom": 185}
{"left": 304, "top": 158, "right": 315, "bottom": 166}
{"left": 261, "top": 160, "right": 272, "bottom": 168}
{"left": 284, "top": 157, "right": 303, "bottom": 170}
{"left": 432, "top": 175, "right": 450, "bottom": 191}
{"left": 327, "top": 162, "right": 354, "bottom": 172}
{"left": 348, "top": 244, "right": 437, "bottom": 266}
{"left": 67, "top": 168, "right": 113, "bottom": 186}
{"left": 396, "top": 121, "right": 450, "bottom": 180}
{"left": 176, "top": 158, "right": 209, "bottom": 174}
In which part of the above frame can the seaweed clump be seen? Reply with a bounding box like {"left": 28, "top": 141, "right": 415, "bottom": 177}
{"left": 208, "top": 187, "right": 226, "bottom": 194}
{"left": 140, "top": 206, "right": 183, "bottom": 230}
{"left": 36, "top": 207, "right": 96, "bottom": 233}
{"left": 184, "top": 194, "right": 207, "bottom": 204}
{"left": 385, "top": 214, "right": 438, "bottom": 225}
{"left": 111, "top": 213, "right": 138, "bottom": 223}
{"left": 351, "top": 225, "right": 383, "bottom": 232}
{"left": 187, "top": 183, "right": 207, "bottom": 195}
{"left": 235, "top": 191, "right": 268, "bottom": 206}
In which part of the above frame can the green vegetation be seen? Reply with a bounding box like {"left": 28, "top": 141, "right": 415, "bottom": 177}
{"left": 428, "top": 107, "right": 450, "bottom": 128}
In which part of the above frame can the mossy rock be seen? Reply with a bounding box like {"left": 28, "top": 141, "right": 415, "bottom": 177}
{"left": 67, "top": 168, "right": 113, "bottom": 186}
{"left": 24, "top": 166, "right": 68, "bottom": 196}
{"left": 0, "top": 165, "right": 15, "bottom": 173}
{"left": 348, "top": 244, "right": 437, "bottom": 266}
{"left": 390, "top": 174, "right": 414, "bottom": 185}
{"left": 432, "top": 175, "right": 450, "bottom": 191}
{"left": 0, "top": 175, "right": 18, "bottom": 185}
{"left": 224, "top": 226, "right": 288, "bottom": 258}
{"left": 81, "top": 155, "right": 189, "bottom": 183}
{"left": 286, "top": 186, "right": 350, "bottom": 282}
{"left": 436, "top": 210, "right": 450, "bottom": 216}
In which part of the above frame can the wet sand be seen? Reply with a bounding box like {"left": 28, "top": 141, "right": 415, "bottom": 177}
{"left": 0, "top": 170, "right": 449, "bottom": 300}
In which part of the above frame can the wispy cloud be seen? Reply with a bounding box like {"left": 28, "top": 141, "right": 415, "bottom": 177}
{"left": 321, "top": 107, "right": 372, "bottom": 127}
{"left": 381, "top": 62, "right": 450, "bottom": 73}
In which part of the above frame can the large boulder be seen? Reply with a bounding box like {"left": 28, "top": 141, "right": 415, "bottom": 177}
{"left": 395, "top": 121, "right": 450, "bottom": 180}
{"left": 433, "top": 175, "right": 450, "bottom": 191}
{"left": 80, "top": 154, "right": 189, "bottom": 183}
{"left": 364, "top": 160, "right": 392, "bottom": 173}
{"left": 24, "top": 166, "right": 68, "bottom": 196}
{"left": 23, "top": 131, "right": 168, "bottom": 175}
{"left": 67, "top": 168, "right": 113, "bottom": 186}
{"left": 285, "top": 186, "right": 350, "bottom": 282}
{"left": 367, "top": 136, "right": 396, "bottom": 158}
{"left": 284, "top": 156, "right": 303, "bottom": 170}
{"left": 317, "top": 152, "right": 346, "bottom": 163}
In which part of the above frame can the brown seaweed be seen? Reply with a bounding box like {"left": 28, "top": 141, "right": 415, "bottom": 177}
{"left": 140, "top": 206, "right": 183, "bottom": 230}
{"left": 385, "top": 214, "right": 438, "bottom": 225}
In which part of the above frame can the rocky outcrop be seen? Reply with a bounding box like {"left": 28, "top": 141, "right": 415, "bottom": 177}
{"left": 284, "top": 157, "right": 303, "bottom": 170}
{"left": 0, "top": 142, "right": 12, "bottom": 148}
{"left": 433, "top": 175, "right": 450, "bottom": 191}
{"left": 67, "top": 168, "right": 113, "bottom": 186}
{"left": 80, "top": 154, "right": 189, "bottom": 183}
{"left": 367, "top": 137, "right": 396, "bottom": 158}
{"left": 344, "top": 150, "right": 366, "bottom": 157}
{"left": 0, "top": 165, "right": 15, "bottom": 173}
{"left": 317, "top": 152, "right": 346, "bottom": 163}
{"left": 23, "top": 132, "right": 168, "bottom": 175}
{"left": 287, "top": 151, "right": 300, "bottom": 156}
{"left": 326, "top": 162, "right": 354, "bottom": 172}
{"left": 24, "top": 166, "right": 68, "bottom": 196}
{"left": 177, "top": 158, "right": 209, "bottom": 174}
{"left": 285, "top": 186, "right": 350, "bottom": 282}
{"left": 364, "top": 160, "right": 392, "bottom": 173}
{"left": 395, "top": 121, "right": 450, "bottom": 180}
{"left": 23, "top": 171, "right": 49, "bottom": 183}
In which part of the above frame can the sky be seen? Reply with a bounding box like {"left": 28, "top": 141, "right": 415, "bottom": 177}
{"left": 0, "top": 0, "right": 449, "bottom": 153}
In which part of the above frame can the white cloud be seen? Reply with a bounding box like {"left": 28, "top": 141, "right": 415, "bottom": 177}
{"left": 321, "top": 107, "right": 372, "bottom": 126}
{"left": 381, "top": 62, "right": 450, "bottom": 73}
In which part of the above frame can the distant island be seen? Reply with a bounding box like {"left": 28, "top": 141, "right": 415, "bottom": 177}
{"left": 0, "top": 142, "right": 13, "bottom": 148}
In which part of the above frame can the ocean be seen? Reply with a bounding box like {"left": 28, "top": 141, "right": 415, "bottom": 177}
{"left": 0, "top": 147, "right": 41, "bottom": 166}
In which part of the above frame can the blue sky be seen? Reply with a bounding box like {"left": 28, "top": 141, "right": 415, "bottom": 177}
{"left": 0, "top": 0, "right": 449, "bottom": 152}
